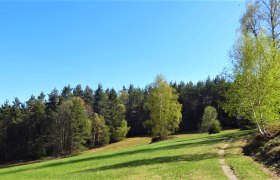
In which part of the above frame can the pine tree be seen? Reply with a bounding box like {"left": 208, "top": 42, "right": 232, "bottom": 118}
{"left": 94, "top": 84, "right": 109, "bottom": 118}
{"left": 73, "top": 84, "right": 84, "bottom": 98}
{"left": 126, "top": 85, "right": 148, "bottom": 136}
{"left": 107, "top": 89, "right": 129, "bottom": 142}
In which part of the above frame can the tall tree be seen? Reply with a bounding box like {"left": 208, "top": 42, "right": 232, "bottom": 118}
{"left": 73, "top": 84, "right": 84, "bottom": 98}
{"left": 144, "top": 75, "right": 182, "bottom": 138}
{"left": 47, "top": 89, "right": 60, "bottom": 111}
{"left": 223, "top": 1, "right": 280, "bottom": 136}
{"left": 94, "top": 84, "right": 109, "bottom": 118}
{"left": 60, "top": 85, "right": 73, "bottom": 103}
{"left": 241, "top": 0, "right": 280, "bottom": 46}
{"left": 126, "top": 85, "right": 148, "bottom": 136}
{"left": 56, "top": 97, "right": 91, "bottom": 154}
{"left": 70, "top": 97, "right": 91, "bottom": 151}
{"left": 45, "top": 89, "right": 60, "bottom": 155}
{"left": 90, "top": 113, "right": 110, "bottom": 147}
{"left": 224, "top": 34, "right": 280, "bottom": 136}
{"left": 0, "top": 101, "right": 12, "bottom": 162}
{"left": 83, "top": 85, "right": 95, "bottom": 117}
{"left": 107, "top": 89, "right": 130, "bottom": 142}
{"left": 24, "top": 96, "right": 47, "bottom": 159}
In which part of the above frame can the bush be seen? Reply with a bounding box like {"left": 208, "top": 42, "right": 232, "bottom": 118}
{"left": 111, "top": 120, "right": 130, "bottom": 142}
{"left": 200, "top": 106, "right": 221, "bottom": 134}
{"left": 208, "top": 120, "right": 221, "bottom": 134}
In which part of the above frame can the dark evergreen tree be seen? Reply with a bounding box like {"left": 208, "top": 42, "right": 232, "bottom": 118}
{"left": 0, "top": 101, "right": 12, "bottom": 162}
{"left": 59, "top": 85, "right": 73, "bottom": 103}
{"left": 47, "top": 89, "right": 60, "bottom": 111}
{"left": 107, "top": 88, "right": 129, "bottom": 142}
{"left": 45, "top": 89, "right": 60, "bottom": 155}
{"left": 126, "top": 85, "right": 148, "bottom": 136}
{"left": 94, "top": 84, "right": 109, "bottom": 118}
{"left": 73, "top": 84, "right": 84, "bottom": 98}
{"left": 82, "top": 85, "right": 95, "bottom": 117}
{"left": 38, "top": 92, "right": 46, "bottom": 102}
{"left": 24, "top": 95, "right": 47, "bottom": 159}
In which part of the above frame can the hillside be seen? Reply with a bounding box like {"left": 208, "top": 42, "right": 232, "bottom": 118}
{"left": 0, "top": 130, "right": 277, "bottom": 180}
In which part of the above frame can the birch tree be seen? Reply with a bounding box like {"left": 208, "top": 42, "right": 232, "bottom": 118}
{"left": 144, "top": 75, "right": 182, "bottom": 138}
{"left": 224, "top": 35, "right": 280, "bottom": 136}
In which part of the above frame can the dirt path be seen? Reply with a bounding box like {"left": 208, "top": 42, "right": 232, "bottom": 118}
{"left": 219, "top": 139, "right": 238, "bottom": 180}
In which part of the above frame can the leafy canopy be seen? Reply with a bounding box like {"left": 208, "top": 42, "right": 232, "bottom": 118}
{"left": 144, "top": 75, "right": 182, "bottom": 138}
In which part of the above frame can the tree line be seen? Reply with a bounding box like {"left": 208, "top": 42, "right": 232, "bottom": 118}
{"left": 0, "top": 75, "right": 235, "bottom": 163}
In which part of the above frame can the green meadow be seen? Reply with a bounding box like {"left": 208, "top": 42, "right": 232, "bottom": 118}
{"left": 0, "top": 130, "right": 273, "bottom": 180}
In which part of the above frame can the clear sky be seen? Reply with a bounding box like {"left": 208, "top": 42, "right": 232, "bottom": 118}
{"left": 0, "top": 0, "right": 246, "bottom": 104}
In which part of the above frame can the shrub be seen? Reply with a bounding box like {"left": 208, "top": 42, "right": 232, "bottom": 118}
{"left": 111, "top": 120, "right": 130, "bottom": 142}
{"left": 208, "top": 120, "right": 221, "bottom": 134}
{"left": 200, "top": 106, "right": 221, "bottom": 134}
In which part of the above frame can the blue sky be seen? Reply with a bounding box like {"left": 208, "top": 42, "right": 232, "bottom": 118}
{"left": 0, "top": 1, "right": 246, "bottom": 103}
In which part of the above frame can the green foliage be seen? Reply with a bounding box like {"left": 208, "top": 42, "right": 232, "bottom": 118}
{"left": 73, "top": 84, "right": 84, "bottom": 97}
{"left": 126, "top": 85, "right": 148, "bottom": 136}
{"left": 94, "top": 84, "right": 109, "bottom": 117}
{"left": 200, "top": 106, "right": 221, "bottom": 134}
{"left": 59, "top": 85, "right": 73, "bottom": 103}
{"left": 145, "top": 75, "right": 182, "bottom": 138}
{"left": 224, "top": 34, "right": 280, "bottom": 136}
{"left": 91, "top": 113, "right": 110, "bottom": 146}
{"left": 73, "top": 85, "right": 95, "bottom": 118}
{"left": 208, "top": 120, "right": 221, "bottom": 134}
{"left": 223, "top": 1, "right": 280, "bottom": 136}
{"left": 171, "top": 76, "right": 235, "bottom": 131}
{"left": 106, "top": 89, "right": 130, "bottom": 142}
{"left": 115, "top": 120, "right": 130, "bottom": 142}
{"left": 24, "top": 96, "right": 47, "bottom": 159}
{"left": 56, "top": 97, "right": 91, "bottom": 154}
{"left": 0, "top": 78, "right": 237, "bottom": 163}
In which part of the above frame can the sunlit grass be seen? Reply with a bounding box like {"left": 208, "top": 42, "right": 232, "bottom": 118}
{"left": 0, "top": 130, "right": 273, "bottom": 179}
{"left": 225, "top": 139, "right": 273, "bottom": 180}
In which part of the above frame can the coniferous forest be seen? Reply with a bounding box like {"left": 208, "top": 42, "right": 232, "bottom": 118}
{"left": 0, "top": 75, "right": 238, "bottom": 163}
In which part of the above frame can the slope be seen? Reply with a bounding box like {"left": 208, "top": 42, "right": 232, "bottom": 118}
{"left": 0, "top": 130, "right": 274, "bottom": 180}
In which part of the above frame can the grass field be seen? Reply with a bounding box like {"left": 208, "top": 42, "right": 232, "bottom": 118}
{"left": 0, "top": 130, "right": 275, "bottom": 180}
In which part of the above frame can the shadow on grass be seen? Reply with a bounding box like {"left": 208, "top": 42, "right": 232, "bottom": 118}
{"left": 75, "top": 153, "right": 221, "bottom": 174}
{"left": 0, "top": 130, "right": 252, "bottom": 176}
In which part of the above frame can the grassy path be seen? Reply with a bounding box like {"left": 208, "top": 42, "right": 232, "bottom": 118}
{"left": 0, "top": 130, "right": 275, "bottom": 180}
{"left": 224, "top": 137, "right": 279, "bottom": 180}
{"left": 219, "top": 139, "right": 238, "bottom": 180}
